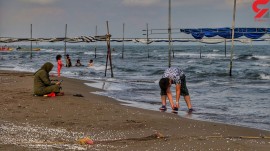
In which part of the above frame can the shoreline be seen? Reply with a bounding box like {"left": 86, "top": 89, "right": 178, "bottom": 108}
{"left": 84, "top": 78, "right": 270, "bottom": 132}
{"left": 0, "top": 70, "right": 270, "bottom": 150}
{"left": 3, "top": 68, "right": 269, "bottom": 132}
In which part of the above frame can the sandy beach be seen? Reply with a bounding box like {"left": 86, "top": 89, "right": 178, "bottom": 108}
{"left": 0, "top": 70, "right": 269, "bottom": 151}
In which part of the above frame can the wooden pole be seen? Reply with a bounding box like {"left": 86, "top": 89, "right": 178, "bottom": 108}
{"left": 172, "top": 43, "right": 174, "bottom": 58}
{"left": 105, "top": 21, "right": 114, "bottom": 77}
{"left": 105, "top": 25, "right": 109, "bottom": 77}
{"left": 229, "top": 0, "right": 236, "bottom": 76}
{"left": 64, "top": 24, "right": 67, "bottom": 57}
{"left": 200, "top": 45, "right": 202, "bottom": 59}
{"left": 122, "top": 23, "right": 125, "bottom": 59}
{"left": 224, "top": 39, "right": 227, "bottom": 57}
{"left": 168, "top": 0, "right": 172, "bottom": 67}
{"left": 147, "top": 23, "right": 149, "bottom": 58}
{"left": 95, "top": 25, "right": 97, "bottom": 58}
{"left": 30, "top": 24, "right": 32, "bottom": 59}
{"left": 105, "top": 44, "right": 109, "bottom": 77}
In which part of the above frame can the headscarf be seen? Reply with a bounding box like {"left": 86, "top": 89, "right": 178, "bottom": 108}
{"left": 34, "top": 62, "right": 54, "bottom": 75}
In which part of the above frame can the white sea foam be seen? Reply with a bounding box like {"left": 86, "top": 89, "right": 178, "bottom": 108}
{"left": 118, "top": 99, "right": 159, "bottom": 111}
{"left": 43, "top": 49, "right": 64, "bottom": 53}
{"left": 106, "top": 78, "right": 117, "bottom": 82}
{"left": 254, "top": 63, "right": 270, "bottom": 67}
{"left": 84, "top": 51, "right": 105, "bottom": 55}
{"left": 154, "top": 79, "right": 159, "bottom": 84}
{"left": 253, "top": 55, "right": 270, "bottom": 60}
{"left": 85, "top": 82, "right": 127, "bottom": 91}
{"left": 84, "top": 51, "right": 118, "bottom": 56}
{"left": 260, "top": 73, "right": 270, "bottom": 80}
{"left": 174, "top": 52, "right": 225, "bottom": 58}
{"left": 203, "top": 53, "right": 225, "bottom": 58}
{"left": 12, "top": 66, "right": 37, "bottom": 73}
{"left": 174, "top": 52, "right": 198, "bottom": 56}
{"left": 187, "top": 60, "right": 196, "bottom": 63}
{"left": 87, "top": 64, "right": 112, "bottom": 71}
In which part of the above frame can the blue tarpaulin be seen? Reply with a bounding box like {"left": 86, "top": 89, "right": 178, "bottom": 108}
{"left": 180, "top": 28, "right": 270, "bottom": 39}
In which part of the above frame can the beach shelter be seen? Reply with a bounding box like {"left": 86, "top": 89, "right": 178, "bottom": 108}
{"left": 180, "top": 27, "right": 270, "bottom": 76}
{"left": 180, "top": 28, "right": 270, "bottom": 40}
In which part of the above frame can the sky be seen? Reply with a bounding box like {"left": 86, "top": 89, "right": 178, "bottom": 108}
{"left": 0, "top": 0, "right": 269, "bottom": 39}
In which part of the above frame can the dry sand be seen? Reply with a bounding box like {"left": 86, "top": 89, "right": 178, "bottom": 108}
{"left": 0, "top": 70, "right": 269, "bottom": 151}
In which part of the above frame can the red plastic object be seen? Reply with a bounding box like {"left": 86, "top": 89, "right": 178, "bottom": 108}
{"left": 47, "top": 92, "right": 56, "bottom": 97}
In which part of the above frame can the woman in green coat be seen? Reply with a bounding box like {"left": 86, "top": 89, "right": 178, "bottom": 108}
{"left": 34, "top": 62, "right": 63, "bottom": 96}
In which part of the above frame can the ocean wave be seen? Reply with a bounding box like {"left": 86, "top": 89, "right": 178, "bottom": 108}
{"left": 12, "top": 66, "right": 36, "bottom": 73}
{"left": 114, "top": 66, "right": 138, "bottom": 72}
{"left": 42, "top": 49, "right": 65, "bottom": 53}
{"left": 84, "top": 51, "right": 118, "bottom": 56}
{"left": 254, "top": 63, "right": 270, "bottom": 67}
{"left": 85, "top": 81, "right": 132, "bottom": 91}
{"left": 174, "top": 52, "right": 199, "bottom": 57}
{"left": 88, "top": 65, "right": 110, "bottom": 71}
{"left": 84, "top": 51, "right": 105, "bottom": 55}
{"left": 237, "top": 54, "right": 270, "bottom": 60}
{"left": 203, "top": 53, "right": 225, "bottom": 58}
{"left": 253, "top": 56, "right": 270, "bottom": 61}
{"left": 260, "top": 73, "right": 270, "bottom": 80}
{"left": 236, "top": 54, "right": 253, "bottom": 60}
{"left": 0, "top": 65, "right": 14, "bottom": 69}
{"left": 148, "top": 69, "right": 164, "bottom": 76}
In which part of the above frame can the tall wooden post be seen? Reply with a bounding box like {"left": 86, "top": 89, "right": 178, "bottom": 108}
{"left": 64, "top": 24, "right": 67, "bottom": 57}
{"left": 122, "top": 23, "right": 125, "bottom": 59}
{"left": 105, "top": 21, "right": 114, "bottom": 78}
{"left": 30, "top": 24, "right": 33, "bottom": 59}
{"left": 95, "top": 25, "right": 97, "bottom": 58}
{"left": 173, "top": 44, "right": 174, "bottom": 58}
{"left": 229, "top": 0, "right": 236, "bottom": 76}
{"left": 200, "top": 45, "right": 202, "bottom": 59}
{"left": 146, "top": 23, "right": 150, "bottom": 58}
{"left": 168, "top": 0, "right": 172, "bottom": 67}
{"left": 224, "top": 39, "right": 227, "bottom": 57}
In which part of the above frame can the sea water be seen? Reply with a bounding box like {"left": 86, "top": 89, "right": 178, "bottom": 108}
{"left": 0, "top": 44, "right": 269, "bottom": 131}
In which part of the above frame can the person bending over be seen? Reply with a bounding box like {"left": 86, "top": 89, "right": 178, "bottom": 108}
{"left": 34, "top": 62, "right": 64, "bottom": 96}
{"left": 159, "top": 67, "right": 193, "bottom": 113}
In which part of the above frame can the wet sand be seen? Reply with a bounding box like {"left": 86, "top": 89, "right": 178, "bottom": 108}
{"left": 0, "top": 70, "right": 269, "bottom": 150}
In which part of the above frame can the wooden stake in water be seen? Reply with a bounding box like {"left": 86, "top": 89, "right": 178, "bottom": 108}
{"left": 64, "top": 24, "right": 67, "bottom": 61}
{"left": 105, "top": 21, "right": 114, "bottom": 78}
{"left": 224, "top": 39, "right": 227, "bottom": 57}
{"left": 146, "top": 23, "right": 149, "bottom": 58}
{"left": 173, "top": 43, "right": 174, "bottom": 58}
{"left": 200, "top": 45, "right": 202, "bottom": 59}
{"left": 229, "top": 0, "right": 236, "bottom": 76}
{"left": 95, "top": 25, "right": 97, "bottom": 58}
{"left": 122, "top": 23, "right": 125, "bottom": 59}
{"left": 30, "top": 24, "right": 32, "bottom": 59}
{"left": 168, "top": 0, "right": 172, "bottom": 68}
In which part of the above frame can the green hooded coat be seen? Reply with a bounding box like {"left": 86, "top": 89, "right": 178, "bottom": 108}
{"left": 33, "top": 62, "right": 60, "bottom": 96}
